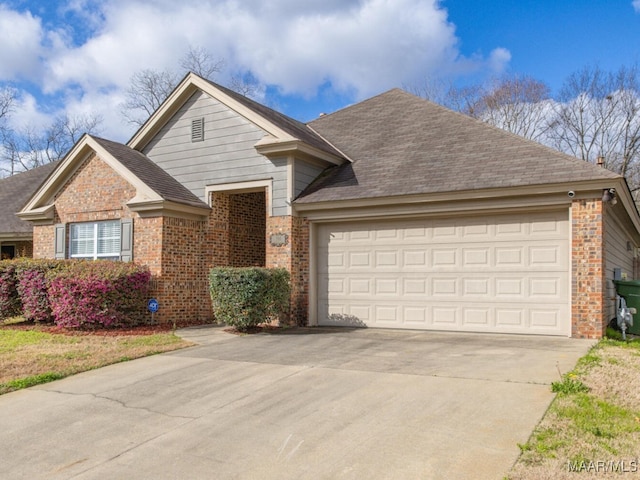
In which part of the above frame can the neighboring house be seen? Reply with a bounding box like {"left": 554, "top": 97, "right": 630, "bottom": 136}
{"left": 0, "top": 162, "right": 59, "bottom": 259}
{"left": 17, "top": 73, "right": 640, "bottom": 338}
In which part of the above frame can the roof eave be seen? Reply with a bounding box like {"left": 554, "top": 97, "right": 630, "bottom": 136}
{"left": 294, "top": 179, "right": 634, "bottom": 220}
{"left": 16, "top": 204, "right": 55, "bottom": 222}
{"left": 0, "top": 232, "right": 33, "bottom": 242}
{"left": 127, "top": 198, "right": 211, "bottom": 220}
{"left": 255, "top": 138, "right": 345, "bottom": 165}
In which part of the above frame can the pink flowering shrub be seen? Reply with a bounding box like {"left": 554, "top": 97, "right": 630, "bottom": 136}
{"left": 0, "top": 261, "right": 21, "bottom": 319}
{"left": 48, "top": 261, "right": 151, "bottom": 328}
{"left": 15, "top": 259, "right": 66, "bottom": 324}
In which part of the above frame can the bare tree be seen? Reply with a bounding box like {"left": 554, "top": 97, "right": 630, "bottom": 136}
{"left": 546, "top": 65, "right": 640, "bottom": 195}
{"left": 406, "top": 78, "right": 484, "bottom": 115}
{"left": 0, "top": 86, "right": 15, "bottom": 122}
{"left": 121, "top": 46, "right": 264, "bottom": 127}
{"left": 180, "top": 46, "right": 225, "bottom": 79}
{"left": 120, "top": 69, "right": 181, "bottom": 126}
{"left": 228, "top": 71, "right": 262, "bottom": 99}
{"left": 408, "top": 75, "right": 551, "bottom": 142}
{"left": 1, "top": 113, "right": 102, "bottom": 175}
{"left": 471, "top": 75, "right": 552, "bottom": 141}
{"left": 121, "top": 46, "right": 225, "bottom": 126}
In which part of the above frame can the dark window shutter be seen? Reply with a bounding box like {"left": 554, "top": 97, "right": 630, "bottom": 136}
{"left": 54, "top": 223, "right": 66, "bottom": 259}
{"left": 120, "top": 219, "right": 133, "bottom": 262}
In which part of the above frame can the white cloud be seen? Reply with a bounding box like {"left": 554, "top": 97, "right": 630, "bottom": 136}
{"left": 2, "top": 0, "right": 511, "bottom": 141}
{"left": 0, "top": 5, "right": 45, "bottom": 80}
{"left": 633, "top": 0, "right": 640, "bottom": 13}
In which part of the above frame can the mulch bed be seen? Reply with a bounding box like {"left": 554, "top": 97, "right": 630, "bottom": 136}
{"left": 0, "top": 320, "right": 287, "bottom": 337}
{"left": 0, "top": 320, "right": 209, "bottom": 336}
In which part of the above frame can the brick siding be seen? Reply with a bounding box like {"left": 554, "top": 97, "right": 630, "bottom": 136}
{"left": 266, "top": 215, "right": 310, "bottom": 325}
{"left": 572, "top": 197, "right": 606, "bottom": 338}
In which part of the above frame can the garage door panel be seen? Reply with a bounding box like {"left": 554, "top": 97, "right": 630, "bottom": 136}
{"left": 317, "top": 211, "right": 569, "bottom": 335}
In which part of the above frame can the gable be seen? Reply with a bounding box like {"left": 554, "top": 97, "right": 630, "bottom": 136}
{"left": 53, "top": 153, "right": 137, "bottom": 223}
{"left": 18, "top": 135, "right": 210, "bottom": 223}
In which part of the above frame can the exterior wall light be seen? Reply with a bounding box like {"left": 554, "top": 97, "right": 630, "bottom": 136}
{"left": 602, "top": 188, "right": 617, "bottom": 205}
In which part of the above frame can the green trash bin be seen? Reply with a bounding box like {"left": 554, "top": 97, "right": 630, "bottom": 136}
{"left": 613, "top": 279, "right": 640, "bottom": 335}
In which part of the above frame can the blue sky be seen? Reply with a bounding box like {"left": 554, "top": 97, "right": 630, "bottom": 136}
{"left": 0, "top": 0, "right": 639, "bottom": 142}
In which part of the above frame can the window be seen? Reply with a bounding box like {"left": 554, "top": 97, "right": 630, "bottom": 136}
{"left": 70, "top": 221, "right": 121, "bottom": 260}
{"left": 1, "top": 245, "right": 15, "bottom": 260}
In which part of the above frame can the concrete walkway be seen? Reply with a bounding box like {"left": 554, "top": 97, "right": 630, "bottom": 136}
{"left": 0, "top": 326, "right": 592, "bottom": 479}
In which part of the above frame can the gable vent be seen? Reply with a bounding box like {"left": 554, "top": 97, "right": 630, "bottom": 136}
{"left": 191, "top": 118, "right": 204, "bottom": 142}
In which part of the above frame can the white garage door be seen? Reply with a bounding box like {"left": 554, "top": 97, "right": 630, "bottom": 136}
{"left": 316, "top": 210, "right": 570, "bottom": 335}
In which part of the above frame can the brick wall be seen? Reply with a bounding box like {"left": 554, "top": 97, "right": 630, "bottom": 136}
{"left": 30, "top": 153, "right": 311, "bottom": 327}
{"left": 230, "top": 192, "right": 266, "bottom": 266}
{"left": 266, "top": 214, "right": 310, "bottom": 325}
{"left": 155, "top": 217, "right": 212, "bottom": 323}
{"left": 572, "top": 197, "right": 606, "bottom": 338}
{"left": 30, "top": 153, "right": 211, "bottom": 325}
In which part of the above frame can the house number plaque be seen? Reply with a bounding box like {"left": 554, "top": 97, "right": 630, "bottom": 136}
{"left": 269, "top": 233, "right": 289, "bottom": 247}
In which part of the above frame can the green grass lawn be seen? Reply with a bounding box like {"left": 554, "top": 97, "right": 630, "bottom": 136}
{"left": 508, "top": 334, "right": 640, "bottom": 479}
{"left": 0, "top": 320, "right": 193, "bottom": 395}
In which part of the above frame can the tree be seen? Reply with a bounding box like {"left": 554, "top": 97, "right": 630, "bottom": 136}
{"left": 471, "top": 75, "right": 552, "bottom": 141}
{"left": 121, "top": 46, "right": 226, "bottom": 126}
{"left": 546, "top": 64, "right": 640, "bottom": 194}
{"left": 1, "top": 113, "right": 102, "bottom": 175}
{"left": 408, "top": 75, "right": 552, "bottom": 141}
{"left": 120, "top": 45, "right": 262, "bottom": 127}
{"left": 0, "top": 86, "right": 15, "bottom": 123}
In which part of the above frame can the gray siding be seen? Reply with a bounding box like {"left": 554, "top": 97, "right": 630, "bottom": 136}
{"left": 604, "top": 208, "right": 638, "bottom": 321}
{"left": 294, "top": 160, "right": 325, "bottom": 199}
{"left": 143, "top": 91, "right": 287, "bottom": 215}
{"left": 270, "top": 157, "right": 289, "bottom": 216}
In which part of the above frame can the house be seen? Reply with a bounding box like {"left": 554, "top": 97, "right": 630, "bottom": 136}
{"left": 0, "top": 162, "right": 59, "bottom": 259}
{"left": 17, "top": 73, "right": 640, "bottom": 338}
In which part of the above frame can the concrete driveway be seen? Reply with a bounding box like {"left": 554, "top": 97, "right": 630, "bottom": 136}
{"left": 0, "top": 326, "right": 592, "bottom": 480}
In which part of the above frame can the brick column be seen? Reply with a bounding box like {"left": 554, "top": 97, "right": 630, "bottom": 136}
{"left": 572, "top": 198, "right": 606, "bottom": 338}
{"left": 266, "top": 215, "right": 310, "bottom": 325}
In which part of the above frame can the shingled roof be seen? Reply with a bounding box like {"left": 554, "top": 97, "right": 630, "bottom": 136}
{"left": 0, "top": 162, "right": 59, "bottom": 236}
{"left": 296, "top": 89, "right": 620, "bottom": 203}
{"left": 92, "top": 136, "right": 209, "bottom": 209}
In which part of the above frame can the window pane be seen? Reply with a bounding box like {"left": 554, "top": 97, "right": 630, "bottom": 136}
{"left": 70, "top": 223, "right": 95, "bottom": 257}
{"left": 97, "top": 221, "right": 120, "bottom": 256}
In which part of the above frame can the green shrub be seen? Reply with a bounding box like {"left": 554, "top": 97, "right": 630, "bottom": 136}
{"left": 209, "top": 267, "right": 290, "bottom": 331}
{"left": 0, "top": 261, "right": 21, "bottom": 319}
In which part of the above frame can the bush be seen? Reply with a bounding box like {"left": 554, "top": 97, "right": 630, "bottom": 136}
{"left": 209, "top": 267, "right": 290, "bottom": 331}
{"left": 48, "top": 261, "right": 151, "bottom": 328}
{"left": 15, "top": 259, "right": 67, "bottom": 323}
{"left": 0, "top": 261, "right": 21, "bottom": 319}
